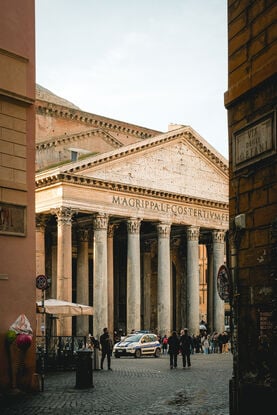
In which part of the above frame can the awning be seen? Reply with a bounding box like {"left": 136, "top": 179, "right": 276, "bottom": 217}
{"left": 36, "top": 299, "right": 93, "bottom": 316}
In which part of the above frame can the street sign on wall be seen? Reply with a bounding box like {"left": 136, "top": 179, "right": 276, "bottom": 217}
{"left": 36, "top": 274, "right": 48, "bottom": 291}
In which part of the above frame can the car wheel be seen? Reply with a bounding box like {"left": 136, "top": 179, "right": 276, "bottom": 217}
{"left": 114, "top": 353, "right": 120, "bottom": 358}
{"left": 134, "top": 349, "right": 141, "bottom": 358}
{"left": 154, "top": 348, "right": 161, "bottom": 358}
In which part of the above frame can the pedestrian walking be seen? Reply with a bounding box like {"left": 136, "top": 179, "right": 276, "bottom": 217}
{"left": 162, "top": 334, "right": 168, "bottom": 354}
{"left": 210, "top": 331, "right": 219, "bottom": 353}
{"left": 100, "top": 327, "right": 113, "bottom": 370}
{"left": 167, "top": 330, "right": 180, "bottom": 369}
{"left": 221, "top": 331, "right": 229, "bottom": 353}
{"left": 88, "top": 334, "right": 100, "bottom": 370}
{"left": 180, "top": 328, "right": 193, "bottom": 368}
{"left": 202, "top": 334, "right": 210, "bottom": 355}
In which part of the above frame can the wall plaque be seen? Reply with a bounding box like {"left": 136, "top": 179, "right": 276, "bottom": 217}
{"left": 233, "top": 112, "right": 276, "bottom": 171}
{"left": 0, "top": 203, "right": 26, "bottom": 236}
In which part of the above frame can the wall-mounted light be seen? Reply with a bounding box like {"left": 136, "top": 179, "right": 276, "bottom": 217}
{"left": 234, "top": 214, "right": 246, "bottom": 229}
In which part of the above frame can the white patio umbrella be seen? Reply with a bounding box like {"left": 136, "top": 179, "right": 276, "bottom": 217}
{"left": 36, "top": 299, "right": 93, "bottom": 316}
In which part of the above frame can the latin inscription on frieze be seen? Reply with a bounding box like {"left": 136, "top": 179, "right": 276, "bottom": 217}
{"left": 112, "top": 196, "right": 228, "bottom": 225}
{"left": 233, "top": 113, "right": 276, "bottom": 170}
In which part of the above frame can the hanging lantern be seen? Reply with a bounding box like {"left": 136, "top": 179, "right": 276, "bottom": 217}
{"left": 16, "top": 333, "right": 32, "bottom": 351}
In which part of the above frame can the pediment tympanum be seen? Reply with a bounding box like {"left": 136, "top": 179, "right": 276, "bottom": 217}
{"left": 62, "top": 128, "right": 228, "bottom": 204}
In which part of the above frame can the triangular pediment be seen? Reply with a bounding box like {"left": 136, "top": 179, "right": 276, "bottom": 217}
{"left": 58, "top": 126, "right": 228, "bottom": 203}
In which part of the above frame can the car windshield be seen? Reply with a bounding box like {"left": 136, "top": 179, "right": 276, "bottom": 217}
{"left": 124, "top": 334, "right": 142, "bottom": 342}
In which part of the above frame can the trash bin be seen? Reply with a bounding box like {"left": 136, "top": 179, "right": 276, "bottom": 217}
{"left": 75, "top": 349, "right": 93, "bottom": 388}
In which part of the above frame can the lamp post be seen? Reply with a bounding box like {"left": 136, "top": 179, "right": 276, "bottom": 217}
{"left": 36, "top": 274, "right": 49, "bottom": 391}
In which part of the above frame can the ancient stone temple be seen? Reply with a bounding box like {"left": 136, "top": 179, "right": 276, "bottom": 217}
{"left": 35, "top": 85, "right": 229, "bottom": 340}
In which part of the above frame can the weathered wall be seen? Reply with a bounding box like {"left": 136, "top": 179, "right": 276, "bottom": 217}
{"left": 85, "top": 140, "right": 228, "bottom": 202}
{"left": 35, "top": 98, "right": 161, "bottom": 170}
{"left": 225, "top": 0, "right": 277, "bottom": 413}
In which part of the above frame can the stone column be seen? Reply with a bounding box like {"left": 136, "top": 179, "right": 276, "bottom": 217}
{"left": 206, "top": 243, "right": 214, "bottom": 331}
{"left": 53, "top": 207, "right": 74, "bottom": 336}
{"left": 51, "top": 231, "right": 57, "bottom": 299}
{"left": 126, "top": 217, "right": 141, "bottom": 333}
{"left": 157, "top": 221, "right": 171, "bottom": 336}
{"left": 212, "top": 229, "right": 226, "bottom": 333}
{"left": 93, "top": 213, "right": 108, "bottom": 340}
{"left": 107, "top": 223, "right": 116, "bottom": 337}
{"left": 76, "top": 229, "right": 89, "bottom": 336}
{"left": 171, "top": 238, "right": 181, "bottom": 330}
{"left": 187, "top": 226, "right": 200, "bottom": 335}
{"left": 35, "top": 214, "right": 47, "bottom": 336}
{"left": 143, "top": 241, "right": 152, "bottom": 331}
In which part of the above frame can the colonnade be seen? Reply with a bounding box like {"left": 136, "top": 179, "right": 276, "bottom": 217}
{"left": 36, "top": 209, "right": 226, "bottom": 340}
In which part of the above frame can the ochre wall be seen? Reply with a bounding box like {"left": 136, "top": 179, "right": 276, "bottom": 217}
{"left": 0, "top": 0, "right": 37, "bottom": 392}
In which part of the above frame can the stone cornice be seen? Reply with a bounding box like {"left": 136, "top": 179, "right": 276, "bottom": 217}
{"left": 36, "top": 99, "right": 160, "bottom": 139}
{"left": 35, "top": 172, "right": 229, "bottom": 210}
{"left": 0, "top": 88, "right": 35, "bottom": 105}
{"left": 36, "top": 128, "right": 123, "bottom": 150}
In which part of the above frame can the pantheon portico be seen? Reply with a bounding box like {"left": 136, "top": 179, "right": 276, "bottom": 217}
{"left": 35, "top": 85, "right": 229, "bottom": 340}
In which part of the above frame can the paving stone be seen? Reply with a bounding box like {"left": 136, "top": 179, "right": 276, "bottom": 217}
{"left": 0, "top": 353, "right": 232, "bottom": 415}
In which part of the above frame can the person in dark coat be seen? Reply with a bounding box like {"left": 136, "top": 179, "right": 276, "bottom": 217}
{"left": 167, "top": 330, "right": 180, "bottom": 369}
{"left": 100, "top": 327, "right": 113, "bottom": 370}
{"left": 180, "top": 328, "right": 193, "bottom": 368}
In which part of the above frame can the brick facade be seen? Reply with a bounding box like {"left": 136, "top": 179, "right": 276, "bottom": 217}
{"left": 225, "top": 1, "right": 277, "bottom": 413}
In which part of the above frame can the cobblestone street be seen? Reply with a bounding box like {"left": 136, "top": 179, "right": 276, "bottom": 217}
{"left": 1, "top": 352, "right": 232, "bottom": 415}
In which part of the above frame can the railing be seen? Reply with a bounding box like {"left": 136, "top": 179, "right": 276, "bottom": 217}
{"left": 36, "top": 335, "right": 87, "bottom": 372}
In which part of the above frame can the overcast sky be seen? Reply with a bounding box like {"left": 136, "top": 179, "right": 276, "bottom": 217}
{"left": 35, "top": 0, "right": 228, "bottom": 159}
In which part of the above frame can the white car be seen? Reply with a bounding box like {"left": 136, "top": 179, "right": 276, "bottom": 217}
{"left": 113, "top": 333, "right": 161, "bottom": 358}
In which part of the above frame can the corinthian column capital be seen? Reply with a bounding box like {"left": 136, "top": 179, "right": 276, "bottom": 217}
{"left": 187, "top": 226, "right": 200, "bottom": 241}
{"left": 93, "top": 213, "right": 108, "bottom": 231}
{"left": 52, "top": 207, "right": 74, "bottom": 225}
{"left": 36, "top": 213, "right": 48, "bottom": 229}
{"left": 78, "top": 228, "right": 89, "bottom": 242}
{"left": 157, "top": 222, "right": 171, "bottom": 238}
{"left": 108, "top": 223, "right": 118, "bottom": 238}
{"left": 212, "top": 229, "right": 225, "bottom": 244}
{"left": 127, "top": 218, "right": 141, "bottom": 234}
